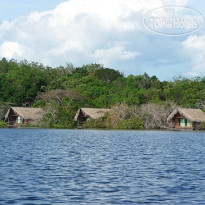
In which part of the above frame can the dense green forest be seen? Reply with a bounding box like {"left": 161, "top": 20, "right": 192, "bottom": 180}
{"left": 0, "top": 58, "right": 205, "bottom": 129}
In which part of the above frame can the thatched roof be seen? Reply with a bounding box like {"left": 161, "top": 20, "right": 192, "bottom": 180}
{"left": 167, "top": 108, "right": 205, "bottom": 123}
{"left": 5, "top": 107, "right": 44, "bottom": 121}
{"left": 74, "top": 108, "right": 112, "bottom": 121}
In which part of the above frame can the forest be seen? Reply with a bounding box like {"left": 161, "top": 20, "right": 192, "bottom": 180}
{"left": 0, "top": 58, "right": 205, "bottom": 129}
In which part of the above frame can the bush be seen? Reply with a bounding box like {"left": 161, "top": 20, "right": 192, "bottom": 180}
{"left": 38, "top": 113, "right": 54, "bottom": 128}
{"left": 52, "top": 123, "right": 75, "bottom": 129}
{"left": 83, "top": 118, "right": 106, "bottom": 129}
{"left": 33, "top": 100, "right": 46, "bottom": 107}
{"left": 199, "top": 122, "right": 205, "bottom": 130}
{"left": 21, "top": 123, "right": 40, "bottom": 128}
{"left": 116, "top": 117, "right": 144, "bottom": 130}
{"left": 0, "top": 121, "right": 8, "bottom": 128}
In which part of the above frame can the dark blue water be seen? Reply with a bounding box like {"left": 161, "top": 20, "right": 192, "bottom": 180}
{"left": 0, "top": 129, "right": 205, "bottom": 204}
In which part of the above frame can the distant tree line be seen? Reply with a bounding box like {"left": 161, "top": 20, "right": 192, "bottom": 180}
{"left": 0, "top": 58, "right": 205, "bottom": 129}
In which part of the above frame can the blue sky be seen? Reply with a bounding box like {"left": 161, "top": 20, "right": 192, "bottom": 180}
{"left": 0, "top": 0, "right": 205, "bottom": 80}
{"left": 0, "top": 0, "right": 66, "bottom": 21}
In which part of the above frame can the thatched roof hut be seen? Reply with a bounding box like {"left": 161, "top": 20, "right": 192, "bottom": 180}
{"left": 5, "top": 107, "right": 44, "bottom": 125}
{"left": 74, "top": 108, "right": 112, "bottom": 128}
{"left": 75, "top": 108, "right": 112, "bottom": 121}
{"left": 167, "top": 108, "right": 205, "bottom": 123}
{"left": 167, "top": 108, "right": 205, "bottom": 130}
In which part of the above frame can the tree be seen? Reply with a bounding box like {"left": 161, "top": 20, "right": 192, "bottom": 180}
{"left": 37, "top": 89, "right": 83, "bottom": 106}
{"left": 94, "top": 68, "right": 123, "bottom": 83}
{"left": 140, "top": 102, "right": 177, "bottom": 129}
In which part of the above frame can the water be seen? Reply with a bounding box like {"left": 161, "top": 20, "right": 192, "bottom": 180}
{"left": 0, "top": 129, "right": 205, "bottom": 204}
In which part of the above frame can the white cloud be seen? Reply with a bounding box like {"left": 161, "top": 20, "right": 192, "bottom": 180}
{"left": 0, "top": 41, "right": 24, "bottom": 58}
{"left": 93, "top": 45, "right": 141, "bottom": 66}
{"left": 182, "top": 35, "right": 205, "bottom": 77}
{"left": 0, "top": 0, "right": 191, "bottom": 74}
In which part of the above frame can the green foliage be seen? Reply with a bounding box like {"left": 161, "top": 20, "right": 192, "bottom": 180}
{"left": 94, "top": 67, "right": 123, "bottom": 83}
{"left": 0, "top": 58, "right": 205, "bottom": 129}
{"left": 33, "top": 100, "right": 46, "bottom": 107}
{"left": 116, "top": 118, "right": 144, "bottom": 130}
{"left": 0, "top": 60, "right": 49, "bottom": 104}
{"left": 83, "top": 118, "right": 107, "bottom": 129}
{"left": 21, "top": 123, "right": 40, "bottom": 128}
{"left": 0, "top": 121, "right": 8, "bottom": 128}
{"left": 199, "top": 123, "right": 205, "bottom": 130}
{"left": 163, "top": 77, "right": 205, "bottom": 108}
{"left": 38, "top": 113, "right": 55, "bottom": 128}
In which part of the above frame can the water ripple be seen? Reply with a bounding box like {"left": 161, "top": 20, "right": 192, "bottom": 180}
{"left": 0, "top": 129, "right": 205, "bottom": 204}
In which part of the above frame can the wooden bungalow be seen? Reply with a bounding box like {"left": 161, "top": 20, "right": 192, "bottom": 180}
{"left": 5, "top": 107, "right": 44, "bottom": 126}
{"left": 167, "top": 108, "right": 205, "bottom": 130}
{"left": 74, "top": 108, "right": 112, "bottom": 128}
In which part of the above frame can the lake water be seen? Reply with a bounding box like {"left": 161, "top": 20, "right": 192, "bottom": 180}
{"left": 0, "top": 129, "right": 205, "bottom": 204}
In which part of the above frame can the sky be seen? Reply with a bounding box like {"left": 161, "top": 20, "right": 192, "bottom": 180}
{"left": 0, "top": 0, "right": 205, "bottom": 80}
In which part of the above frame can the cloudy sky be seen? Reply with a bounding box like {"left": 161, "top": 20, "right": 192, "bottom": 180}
{"left": 0, "top": 0, "right": 205, "bottom": 80}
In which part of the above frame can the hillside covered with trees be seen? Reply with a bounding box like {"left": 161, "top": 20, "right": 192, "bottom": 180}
{"left": 0, "top": 58, "right": 205, "bottom": 129}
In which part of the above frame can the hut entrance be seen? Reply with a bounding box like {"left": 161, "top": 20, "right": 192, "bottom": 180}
{"left": 77, "top": 109, "right": 88, "bottom": 128}
{"left": 78, "top": 116, "right": 87, "bottom": 128}
{"left": 6, "top": 108, "right": 18, "bottom": 125}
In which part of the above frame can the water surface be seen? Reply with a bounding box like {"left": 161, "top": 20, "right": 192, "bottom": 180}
{"left": 0, "top": 129, "right": 205, "bottom": 204}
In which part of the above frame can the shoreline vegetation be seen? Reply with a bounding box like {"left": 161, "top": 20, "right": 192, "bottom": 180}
{"left": 0, "top": 58, "right": 205, "bottom": 130}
